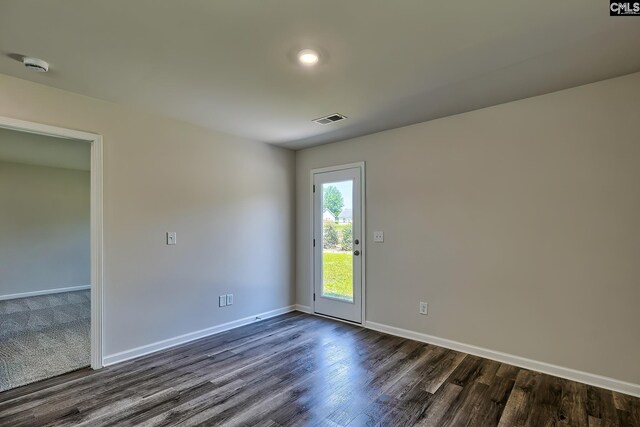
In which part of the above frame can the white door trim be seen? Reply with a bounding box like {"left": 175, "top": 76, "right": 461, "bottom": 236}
{"left": 310, "top": 162, "right": 366, "bottom": 325}
{"left": 0, "top": 115, "right": 104, "bottom": 370}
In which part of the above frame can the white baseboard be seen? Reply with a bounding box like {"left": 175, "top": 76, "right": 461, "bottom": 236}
{"left": 365, "top": 320, "right": 640, "bottom": 398}
{"left": 295, "top": 304, "right": 312, "bottom": 313}
{"left": 0, "top": 285, "right": 91, "bottom": 301}
{"left": 103, "top": 305, "right": 296, "bottom": 367}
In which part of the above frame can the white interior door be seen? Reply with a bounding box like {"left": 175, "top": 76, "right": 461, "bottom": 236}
{"left": 313, "top": 165, "right": 363, "bottom": 323}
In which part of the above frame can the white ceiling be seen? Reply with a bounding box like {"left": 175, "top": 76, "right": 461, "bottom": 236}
{"left": 1, "top": 1, "right": 639, "bottom": 150}
{"left": 0, "top": 127, "right": 90, "bottom": 171}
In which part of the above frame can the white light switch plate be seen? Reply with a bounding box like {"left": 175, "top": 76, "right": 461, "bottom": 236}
{"left": 373, "top": 231, "right": 384, "bottom": 242}
{"left": 167, "top": 232, "right": 177, "bottom": 245}
{"left": 226, "top": 294, "right": 233, "bottom": 306}
{"left": 219, "top": 295, "right": 227, "bottom": 307}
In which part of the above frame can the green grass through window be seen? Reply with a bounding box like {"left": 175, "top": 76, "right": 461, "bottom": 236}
{"left": 323, "top": 252, "right": 353, "bottom": 301}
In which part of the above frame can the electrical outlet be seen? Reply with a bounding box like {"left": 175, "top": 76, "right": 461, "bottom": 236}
{"left": 419, "top": 302, "right": 428, "bottom": 315}
{"left": 373, "top": 231, "right": 384, "bottom": 242}
{"left": 226, "top": 294, "right": 233, "bottom": 306}
{"left": 219, "top": 295, "right": 227, "bottom": 307}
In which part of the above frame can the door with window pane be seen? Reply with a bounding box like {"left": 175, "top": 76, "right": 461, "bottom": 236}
{"left": 313, "top": 165, "right": 362, "bottom": 323}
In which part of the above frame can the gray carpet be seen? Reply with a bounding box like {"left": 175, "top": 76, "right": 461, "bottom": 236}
{"left": 0, "top": 290, "right": 90, "bottom": 392}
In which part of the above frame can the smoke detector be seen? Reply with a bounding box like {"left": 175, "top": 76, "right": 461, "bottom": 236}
{"left": 23, "top": 57, "right": 49, "bottom": 72}
{"left": 313, "top": 113, "right": 347, "bottom": 125}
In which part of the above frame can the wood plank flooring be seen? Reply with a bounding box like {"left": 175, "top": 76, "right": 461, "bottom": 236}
{"left": 0, "top": 311, "right": 638, "bottom": 426}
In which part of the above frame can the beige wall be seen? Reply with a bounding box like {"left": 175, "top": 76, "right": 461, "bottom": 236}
{"left": 0, "top": 73, "right": 296, "bottom": 358}
{"left": 3, "top": 69, "right": 638, "bottom": 385}
{"left": 296, "top": 72, "right": 640, "bottom": 384}
{"left": 0, "top": 161, "right": 90, "bottom": 297}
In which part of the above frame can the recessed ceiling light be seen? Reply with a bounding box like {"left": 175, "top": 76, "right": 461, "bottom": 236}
{"left": 298, "top": 49, "right": 319, "bottom": 66}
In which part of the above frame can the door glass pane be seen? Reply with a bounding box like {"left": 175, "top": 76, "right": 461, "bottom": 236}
{"left": 321, "top": 181, "right": 353, "bottom": 302}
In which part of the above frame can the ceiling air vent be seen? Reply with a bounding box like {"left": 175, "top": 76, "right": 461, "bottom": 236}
{"left": 313, "top": 113, "right": 347, "bottom": 125}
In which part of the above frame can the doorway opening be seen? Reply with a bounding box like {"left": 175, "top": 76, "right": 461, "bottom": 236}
{"left": 0, "top": 117, "right": 103, "bottom": 391}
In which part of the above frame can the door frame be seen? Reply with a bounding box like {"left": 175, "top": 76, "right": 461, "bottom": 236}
{"left": 310, "top": 162, "right": 366, "bottom": 325}
{"left": 0, "top": 115, "right": 104, "bottom": 369}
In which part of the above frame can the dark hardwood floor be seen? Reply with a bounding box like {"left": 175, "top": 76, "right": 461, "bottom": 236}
{"left": 0, "top": 311, "right": 638, "bottom": 426}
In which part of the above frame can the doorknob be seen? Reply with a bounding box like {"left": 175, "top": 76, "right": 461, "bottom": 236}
{"left": 354, "top": 239, "right": 359, "bottom": 245}
{"left": 354, "top": 250, "right": 360, "bottom": 256}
